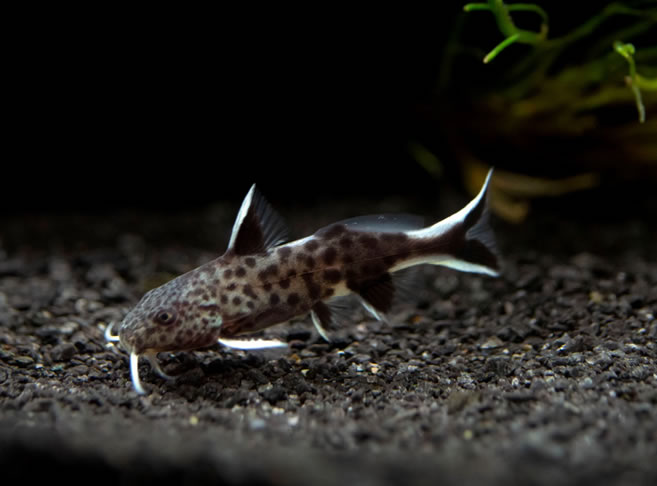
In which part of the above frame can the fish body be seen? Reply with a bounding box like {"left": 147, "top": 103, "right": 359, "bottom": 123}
{"left": 113, "top": 170, "right": 500, "bottom": 394}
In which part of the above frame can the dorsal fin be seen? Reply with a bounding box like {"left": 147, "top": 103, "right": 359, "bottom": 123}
{"left": 227, "top": 184, "right": 290, "bottom": 255}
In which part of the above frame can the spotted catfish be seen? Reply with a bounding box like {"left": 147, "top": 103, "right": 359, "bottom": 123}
{"left": 107, "top": 169, "right": 500, "bottom": 394}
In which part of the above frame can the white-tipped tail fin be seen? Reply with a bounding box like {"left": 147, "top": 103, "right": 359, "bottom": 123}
{"left": 405, "top": 168, "right": 500, "bottom": 276}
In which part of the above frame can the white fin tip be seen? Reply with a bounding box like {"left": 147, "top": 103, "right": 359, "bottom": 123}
{"left": 104, "top": 321, "right": 120, "bottom": 342}
{"left": 311, "top": 310, "right": 331, "bottom": 342}
{"left": 130, "top": 352, "right": 147, "bottom": 395}
{"left": 360, "top": 299, "right": 387, "bottom": 323}
{"left": 218, "top": 338, "right": 288, "bottom": 350}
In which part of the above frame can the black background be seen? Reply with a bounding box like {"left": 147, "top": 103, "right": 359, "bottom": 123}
{"left": 4, "top": 2, "right": 654, "bottom": 213}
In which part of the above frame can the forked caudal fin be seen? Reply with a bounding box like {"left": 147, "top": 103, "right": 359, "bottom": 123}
{"left": 404, "top": 168, "right": 500, "bottom": 276}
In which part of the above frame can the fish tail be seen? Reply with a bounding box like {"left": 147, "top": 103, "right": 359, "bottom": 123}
{"left": 413, "top": 169, "right": 500, "bottom": 276}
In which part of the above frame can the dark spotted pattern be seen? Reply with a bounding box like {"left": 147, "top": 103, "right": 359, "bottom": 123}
{"left": 243, "top": 284, "right": 257, "bottom": 300}
{"left": 304, "top": 255, "right": 315, "bottom": 268}
{"left": 321, "top": 247, "right": 338, "bottom": 265}
{"left": 304, "top": 240, "right": 319, "bottom": 252}
{"left": 258, "top": 264, "right": 279, "bottom": 282}
{"left": 301, "top": 273, "right": 321, "bottom": 300}
{"left": 118, "top": 175, "right": 498, "bottom": 358}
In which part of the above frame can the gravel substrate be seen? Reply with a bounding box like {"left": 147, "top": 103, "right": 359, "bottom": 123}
{"left": 1, "top": 200, "right": 656, "bottom": 485}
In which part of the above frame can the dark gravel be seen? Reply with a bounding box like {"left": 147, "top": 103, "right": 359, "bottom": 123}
{"left": 1, "top": 200, "right": 656, "bottom": 485}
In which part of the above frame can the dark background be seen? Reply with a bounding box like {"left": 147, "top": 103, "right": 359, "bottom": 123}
{"left": 5, "top": 1, "right": 655, "bottom": 213}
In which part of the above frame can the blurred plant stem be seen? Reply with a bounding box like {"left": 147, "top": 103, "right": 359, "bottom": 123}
{"left": 464, "top": 1, "right": 548, "bottom": 63}
{"left": 421, "top": 1, "right": 657, "bottom": 222}
{"left": 614, "top": 40, "right": 657, "bottom": 122}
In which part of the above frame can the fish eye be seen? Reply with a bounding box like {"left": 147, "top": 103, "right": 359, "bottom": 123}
{"left": 154, "top": 310, "right": 177, "bottom": 326}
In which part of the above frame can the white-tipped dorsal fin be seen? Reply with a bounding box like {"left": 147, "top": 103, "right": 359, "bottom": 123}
{"left": 227, "top": 184, "right": 290, "bottom": 255}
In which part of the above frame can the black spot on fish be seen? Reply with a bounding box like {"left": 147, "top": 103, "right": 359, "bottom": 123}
{"left": 304, "top": 240, "right": 319, "bottom": 252}
{"left": 322, "top": 247, "right": 338, "bottom": 265}
{"left": 320, "top": 224, "right": 347, "bottom": 239}
{"left": 245, "top": 257, "right": 256, "bottom": 268}
{"left": 233, "top": 296, "right": 242, "bottom": 306}
{"left": 235, "top": 267, "right": 246, "bottom": 277}
{"left": 243, "top": 284, "right": 257, "bottom": 300}
{"left": 247, "top": 301, "right": 255, "bottom": 309}
{"left": 258, "top": 264, "right": 279, "bottom": 282}
{"left": 263, "top": 282, "right": 272, "bottom": 292}
{"left": 227, "top": 283, "right": 237, "bottom": 291}
{"left": 279, "top": 278, "right": 291, "bottom": 289}
{"left": 270, "top": 293, "right": 280, "bottom": 305}
{"left": 224, "top": 269, "right": 233, "bottom": 279}
{"left": 278, "top": 247, "right": 292, "bottom": 258}
{"left": 339, "top": 237, "right": 353, "bottom": 249}
{"left": 302, "top": 274, "right": 321, "bottom": 300}
{"left": 287, "top": 293, "right": 300, "bottom": 306}
{"left": 220, "top": 295, "right": 228, "bottom": 304}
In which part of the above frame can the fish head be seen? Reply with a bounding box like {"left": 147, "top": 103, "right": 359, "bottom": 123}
{"left": 118, "top": 272, "right": 223, "bottom": 355}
